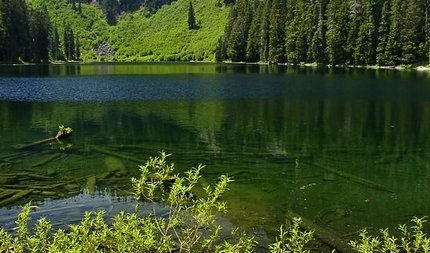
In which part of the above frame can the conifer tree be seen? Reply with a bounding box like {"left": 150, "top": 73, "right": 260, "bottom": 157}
{"left": 51, "top": 26, "right": 62, "bottom": 60}
{"left": 225, "top": 0, "right": 253, "bottom": 61}
{"left": 347, "top": 0, "right": 362, "bottom": 64}
{"left": 245, "top": 0, "right": 261, "bottom": 62}
{"left": 260, "top": 0, "right": 272, "bottom": 62}
{"left": 325, "top": 0, "right": 349, "bottom": 65}
{"left": 285, "top": 0, "right": 299, "bottom": 63}
{"left": 354, "top": 0, "right": 377, "bottom": 65}
{"left": 188, "top": 1, "right": 196, "bottom": 29}
{"left": 309, "top": 0, "right": 327, "bottom": 63}
{"left": 268, "top": 0, "right": 285, "bottom": 63}
{"left": 100, "top": 0, "right": 119, "bottom": 25}
{"left": 28, "top": 4, "right": 51, "bottom": 63}
{"left": 401, "top": 0, "right": 423, "bottom": 63}
{"left": 376, "top": 0, "right": 391, "bottom": 65}
{"left": 63, "top": 23, "right": 75, "bottom": 61}
{"left": 0, "top": 0, "right": 30, "bottom": 62}
{"left": 75, "top": 36, "right": 81, "bottom": 60}
{"left": 385, "top": 0, "right": 402, "bottom": 65}
{"left": 426, "top": 0, "right": 430, "bottom": 64}
{"left": 78, "top": 1, "right": 82, "bottom": 14}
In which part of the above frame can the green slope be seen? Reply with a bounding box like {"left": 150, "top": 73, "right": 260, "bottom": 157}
{"left": 29, "top": 0, "right": 111, "bottom": 61}
{"left": 28, "top": 0, "right": 229, "bottom": 62}
{"left": 111, "top": 0, "right": 229, "bottom": 61}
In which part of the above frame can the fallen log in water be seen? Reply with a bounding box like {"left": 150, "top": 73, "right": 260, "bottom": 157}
{"left": 15, "top": 126, "right": 73, "bottom": 150}
{"left": 0, "top": 172, "right": 51, "bottom": 181}
{"left": 90, "top": 145, "right": 143, "bottom": 164}
{"left": 309, "top": 163, "right": 394, "bottom": 193}
{"left": 0, "top": 189, "right": 34, "bottom": 206}
{"left": 32, "top": 153, "right": 64, "bottom": 167}
{"left": 286, "top": 210, "right": 354, "bottom": 253}
{"left": 0, "top": 190, "right": 16, "bottom": 201}
{"left": 0, "top": 151, "right": 32, "bottom": 162}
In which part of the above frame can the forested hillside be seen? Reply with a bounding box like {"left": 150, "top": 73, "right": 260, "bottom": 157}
{"left": 0, "top": 0, "right": 429, "bottom": 66}
{"left": 217, "top": 0, "right": 430, "bottom": 66}
{"left": 0, "top": 0, "right": 229, "bottom": 62}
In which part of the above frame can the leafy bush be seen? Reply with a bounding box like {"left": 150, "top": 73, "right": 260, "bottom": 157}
{"left": 350, "top": 217, "right": 430, "bottom": 253}
{"left": 1, "top": 152, "right": 310, "bottom": 252}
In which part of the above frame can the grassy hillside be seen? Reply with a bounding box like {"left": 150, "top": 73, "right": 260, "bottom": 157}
{"left": 28, "top": 0, "right": 229, "bottom": 62}
{"left": 110, "top": 0, "right": 229, "bottom": 61}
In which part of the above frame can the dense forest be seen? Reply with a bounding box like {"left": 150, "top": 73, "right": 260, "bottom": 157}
{"left": 217, "top": 0, "right": 430, "bottom": 66}
{"left": 0, "top": 0, "right": 429, "bottom": 65}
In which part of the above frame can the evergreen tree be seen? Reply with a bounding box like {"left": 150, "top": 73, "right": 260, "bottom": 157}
{"left": 401, "top": 0, "right": 424, "bottom": 63}
{"left": 285, "top": 0, "right": 299, "bottom": 63}
{"left": 188, "top": 1, "right": 196, "bottom": 29}
{"left": 100, "top": 0, "right": 119, "bottom": 25}
{"left": 426, "top": 0, "right": 430, "bottom": 64}
{"left": 309, "top": 0, "right": 327, "bottom": 63}
{"left": 285, "top": 0, "right": 315, "bottom": 63}
{"left": 260, "top": 0, "right": 272, "bottom": 62}
{"left": 325, "top": 0, "right": 349, "bottom": 65}
{"left": 63, "top": 23, "right": 75, "bottom": 60}
{"left": 0, "top": 0, "right": 30, "bottom": 62}
{"left": 75, "top": 36, "right": 81, "bottom": 60}
{"left": 215, "top": 3, "right": 238, "bottom": 62}
{"left": 51, "top": 26, "right": 62, "bottom": 60}
{"left": 347, "top": 0, "right": 362, "bottom": 64}
{"left": 376, "top": 0, "right": 391, "bottom": 65}
{"left": 268, "top": 0, "right": 285, "bottom": 63}
{"left": 354, "top": 0, "right": 377, "bottom": 65}
{"left": 27, "top": 4, "right": 51, "bottom": 63}
{"left": 225, "top": 0, "right": 253, "bottom": 62}
{"left": 78, "top": 1, "right": 82, "bottom": 14}
{"left": 385, "top": 0, "right": 402, "bottom": 65}
{"left": 245, "top": 0, "right": 261, "bottom": 62}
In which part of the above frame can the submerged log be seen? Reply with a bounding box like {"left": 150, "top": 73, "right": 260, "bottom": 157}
{"left": 91, "top": 145, "right": 142, "bottom": 164}
{"left": 32, "top": 153, "right": 64, "bottom": 167}
{"left": 310, "top": 163, "right": 394, "bottom": 193}
{"left": 0, "top": 189, "right": 33, "bottom": 206}
{"left": 0, "top": 151, "right": 31, "bottom": 161}
{"left": 16, "top": 126, "right": 73, "bottom": 150}
{"left": 0, "top": 190, "right": 16, "bottom": 201}
{"left": 0, "top": 175, "right": 18, "bottom": 185}
{"left": 286, "top": 210, "right": 354, "bottom": 253}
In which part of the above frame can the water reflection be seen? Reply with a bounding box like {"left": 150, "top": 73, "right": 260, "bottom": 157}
{"left": 1, "top": 63, "right": 430, "bottom": 239}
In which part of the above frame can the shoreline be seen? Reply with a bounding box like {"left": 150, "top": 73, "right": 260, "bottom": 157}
{"left": 1, "top": 60, "right": 429, "bottom": 72}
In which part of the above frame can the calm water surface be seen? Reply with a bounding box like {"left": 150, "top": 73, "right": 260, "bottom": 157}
{"left": 1, "top": 63, "right": 430, "bottom": 241}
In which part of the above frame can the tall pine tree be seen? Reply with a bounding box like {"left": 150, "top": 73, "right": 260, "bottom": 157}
{"left": 309, "top": 0, "right": 328, "bottom": 64}
{"left": 268, "top": 0, "right": 286, "bottom": 63}
{"left": 63, "top": 22, "right": 75, "bottom": 61}
{"left": 0, "top": 0, "right": 30, "bottom": 62}
{"left": 245, "top": 0, "right": 261, "bottom": 62}
{"left": 385, "top": 0, "right": 402, "bottom": 65}
{"left": 376, "top": 0, "right": 391, "bottom": 65}
{"left": 401, "top": 0, "right": 424, "bottom": 63}
{"left": 188, "top": 1, "right": 196, "bottom": 29}
{"left": 326, "top": 0, "right": 349, "bottom": 65}
{"left": 27, "top": 4, "right": 51, "bottom": 63}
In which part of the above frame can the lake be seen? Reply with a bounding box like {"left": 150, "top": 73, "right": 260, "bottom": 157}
{"left": 1, "top": 62, "right": 430, "bottom": 244}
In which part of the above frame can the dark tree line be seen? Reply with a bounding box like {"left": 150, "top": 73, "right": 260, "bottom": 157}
{"left": 0, "top": 0, "right": 80, "bottom": 63}
{"left": 90, "top": 0, "right": 176, "bottom": 25}
{"left": 217, "top": 0, "right": 430, "bottom": 66}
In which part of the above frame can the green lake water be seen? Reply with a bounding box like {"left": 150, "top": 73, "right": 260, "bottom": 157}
{"left": 1, "top": 63, "right": 430, "bottom": 243}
